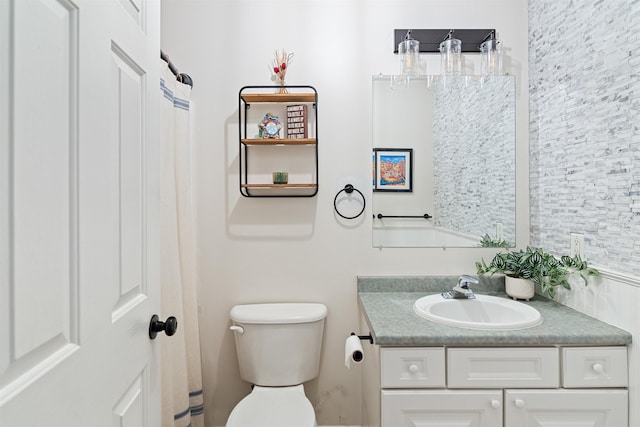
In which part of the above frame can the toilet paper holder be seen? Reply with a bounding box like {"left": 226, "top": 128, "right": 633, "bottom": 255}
{"left": 350, "top": 332, "right": 373, "bottom": 344}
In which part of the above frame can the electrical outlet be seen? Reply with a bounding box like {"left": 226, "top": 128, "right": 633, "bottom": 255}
{"left": 570, "top": 233, "right": 584, "bottom": 258}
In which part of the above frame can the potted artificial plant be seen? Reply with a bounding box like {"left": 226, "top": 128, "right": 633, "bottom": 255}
{"left": 476, "top": 246, "right": 600, "bottom": 300}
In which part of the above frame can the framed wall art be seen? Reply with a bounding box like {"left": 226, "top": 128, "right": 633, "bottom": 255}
{"left": 373, "top": 148, "right": 413, "bottom": 192}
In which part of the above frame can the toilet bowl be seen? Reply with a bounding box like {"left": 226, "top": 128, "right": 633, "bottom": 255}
{"left": 226, "top": 385, "right": 316, "bottom": 427}
{"left": 227, "top": 303, "right": 327, "bottom": 427}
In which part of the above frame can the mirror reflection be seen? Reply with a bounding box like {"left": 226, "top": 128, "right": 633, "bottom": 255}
{"left": 372, "top": 75, "right": 516, "bottom": 248}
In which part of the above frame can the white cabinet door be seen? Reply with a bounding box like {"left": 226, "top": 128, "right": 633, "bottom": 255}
{"left": 382, "top": 389, "right": 502, "bottom": 427}
{"left": 0, "top": 1, "right": 161, "bottom": 425}
{"left": 505, "top": 389, "right": 628, "bottom": 427}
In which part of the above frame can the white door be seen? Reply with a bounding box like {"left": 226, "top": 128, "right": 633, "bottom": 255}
{"left": 0, "top": 0, "right": 162, "bottom": 426}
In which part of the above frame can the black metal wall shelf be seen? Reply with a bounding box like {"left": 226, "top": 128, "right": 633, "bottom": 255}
{"left": 393, "top": 29, "right": 496, "bottom": 53}
{"left": 238, "top": 85, "right": 318, "bottom": 197}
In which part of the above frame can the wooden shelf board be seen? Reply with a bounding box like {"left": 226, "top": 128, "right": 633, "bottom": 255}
{"left": 241, "top": 93, "right": 316, "bottom": 103}
{"left": 241, "top": 138, "right": 316, "bottom": 146}
{"left": 241, "top": 184, "right": 318, "bottom": 189}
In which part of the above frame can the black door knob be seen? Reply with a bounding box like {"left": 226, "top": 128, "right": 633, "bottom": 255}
{"left": 149, "top": 314, "right": 178, "bottom": 339}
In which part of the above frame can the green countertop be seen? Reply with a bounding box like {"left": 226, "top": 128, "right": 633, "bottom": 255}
{"left": 358, "top": 276, "right": 632, "bottom": 347}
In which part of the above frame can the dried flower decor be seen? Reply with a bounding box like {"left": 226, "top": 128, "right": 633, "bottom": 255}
{"left": 269, "top": 49, "right": 294, "bottom": 93}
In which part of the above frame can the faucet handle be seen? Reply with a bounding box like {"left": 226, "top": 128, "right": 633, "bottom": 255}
{"left": 457, "top": 275, "right": 479, "bottom": 289}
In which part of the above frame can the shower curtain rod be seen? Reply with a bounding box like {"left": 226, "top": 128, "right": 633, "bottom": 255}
{"left": 161, "top": 50, "right": 193, "bottom": 87}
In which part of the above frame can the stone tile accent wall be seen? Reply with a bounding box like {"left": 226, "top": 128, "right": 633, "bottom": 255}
{"left": 433, "top": 76, "right": 516, "bottom": 244}
{"left": 529, "top": 0, "right": 640, "bottom": 273}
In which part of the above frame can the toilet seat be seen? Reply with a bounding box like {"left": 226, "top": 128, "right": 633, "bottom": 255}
{"left": 226, "top": 384, "right": 316, "bottom": 427}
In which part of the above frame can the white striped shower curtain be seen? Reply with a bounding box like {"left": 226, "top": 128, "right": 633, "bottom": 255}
{"left": 160, "top": 63, "right": 204, "bottom": 427}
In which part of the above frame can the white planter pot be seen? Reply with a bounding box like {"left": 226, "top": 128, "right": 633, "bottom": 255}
{"left": 505, "top": 276, "right": 535, "bottom": 301}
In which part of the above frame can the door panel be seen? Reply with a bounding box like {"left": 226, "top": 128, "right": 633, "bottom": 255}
{"left": 112, "top": 370, "right": 148, "bottom": 427}
{"left": 117, "top": 0, "right": 143, "bottom": 27}
{"left": 12, "top": 0, "right": 77, "bottom": 360}
{"left": 111, "top": 43, "right": 146, "bottom": 319}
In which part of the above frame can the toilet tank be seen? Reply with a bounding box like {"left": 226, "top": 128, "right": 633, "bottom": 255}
{"left": 230, "top": 303, "right": 327, "bottom": 386}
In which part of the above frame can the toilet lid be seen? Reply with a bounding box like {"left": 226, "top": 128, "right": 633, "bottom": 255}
{"left": 226, "top": 385, "right": 316, "bottom": 427}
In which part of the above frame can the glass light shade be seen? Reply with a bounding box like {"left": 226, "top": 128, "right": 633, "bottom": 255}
{"left": 480, "top": 39, "right": 503, "bottom": 75}
{"left": 399, "top": 38, "right": 421, "bottom": 76}
{"left": 439, "top": 38, "right": 462, "bottom": 75}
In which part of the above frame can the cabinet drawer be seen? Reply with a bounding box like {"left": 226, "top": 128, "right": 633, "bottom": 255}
{"left": 448, "top": 347, "right": 559, "bottom": 388}
{"left": 380, "top": 347, "right": 445, "bottom": 388}
{"left": 562, "top": 346, "right": 628, "bottom": 388}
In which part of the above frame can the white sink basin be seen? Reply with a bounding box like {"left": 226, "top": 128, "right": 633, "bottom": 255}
{"left": 413, "top": 294, "right": 543, "bottom": 330}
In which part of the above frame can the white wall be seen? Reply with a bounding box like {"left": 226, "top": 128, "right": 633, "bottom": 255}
{"left": 161, "top": 1, "right": 529, "bottom": 425}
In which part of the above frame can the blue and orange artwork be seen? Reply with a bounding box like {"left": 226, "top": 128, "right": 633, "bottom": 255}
{"left": 379, "top": 155, "right": 407, "bottom": 186}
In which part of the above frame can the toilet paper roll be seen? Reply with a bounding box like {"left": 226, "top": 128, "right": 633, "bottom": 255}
{"left": 345, "top": 335, "right": 364, "bottom": 368}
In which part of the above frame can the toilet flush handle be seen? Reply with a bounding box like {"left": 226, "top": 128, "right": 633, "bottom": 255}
{"left": 230, "top": 325, "right": 244, "bottom": 334}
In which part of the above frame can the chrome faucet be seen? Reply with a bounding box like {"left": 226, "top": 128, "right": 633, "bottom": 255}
{"left": 442, "top": 275, "right": 479, "bottom": 299}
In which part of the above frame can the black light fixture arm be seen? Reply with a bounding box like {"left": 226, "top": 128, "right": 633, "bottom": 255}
{"left": 482, "top": 29, "right": 497, "bottom": 43}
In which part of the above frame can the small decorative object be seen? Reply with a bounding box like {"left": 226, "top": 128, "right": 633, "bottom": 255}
{"left": 258, "top": 113, "right": 282, "bottom": 138}
{"left": 272, "top": 171, "right": 288, "bottom": 184}
{"left": 476, "top": 246, "right": 600, "bottom": 299}
{"left": 286, "top": 104, "right": 307, "bottom": 138}
{"left": 373, "top": 148, "right": 413, "bottom": 192}
{"left": 269, "top": 49, "right": 294, "bottom": 94}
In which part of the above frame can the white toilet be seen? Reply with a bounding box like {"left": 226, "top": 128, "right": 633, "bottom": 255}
{"left": 226, "top": 302, "right": 327, "bottom": 427}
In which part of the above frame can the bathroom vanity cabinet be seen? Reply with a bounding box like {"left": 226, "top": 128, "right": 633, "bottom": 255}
{"left": 374, "top": 346, "right": 628, "bottom": 427}
{"left": 238, "top": 86, "right": 318, "bottom": 197}
{"left": 356, "top": 277, "right": 633, "bottom": 427}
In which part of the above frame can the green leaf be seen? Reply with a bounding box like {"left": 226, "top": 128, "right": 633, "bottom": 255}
{"left": 530, "top": 251, "right": 543, "bottom": 264}
{"left": 586, "top": 268, "right": 600, "bottom": 276}
{"left": 491, "top": 256, "right": 506, "bottom": 270}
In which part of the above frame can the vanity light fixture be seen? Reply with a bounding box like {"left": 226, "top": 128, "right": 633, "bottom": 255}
{"left": 392, "top": 29, "right": 502, "bottom": 76}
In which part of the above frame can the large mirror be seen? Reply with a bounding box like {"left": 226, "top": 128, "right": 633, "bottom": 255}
{"left": 372, "top": 75, "right": 516, "bottom": 248}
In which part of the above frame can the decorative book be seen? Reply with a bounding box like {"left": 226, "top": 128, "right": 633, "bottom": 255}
{"left": 286, "top": 104, "right": 307, "bottom": 138}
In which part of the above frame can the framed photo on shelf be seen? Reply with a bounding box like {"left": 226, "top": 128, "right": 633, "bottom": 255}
{"left": 373, "top": 148, "right": 413, "bottom": 192}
